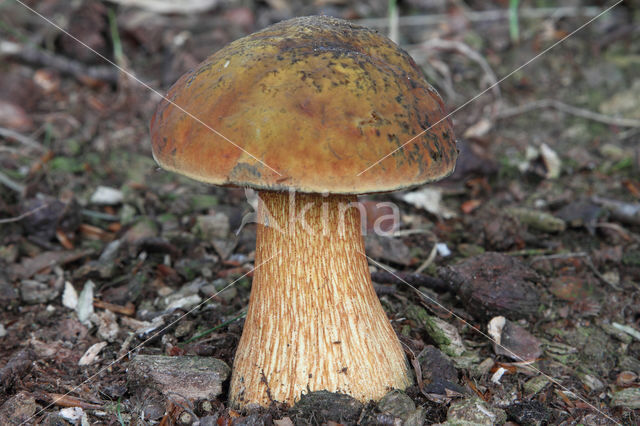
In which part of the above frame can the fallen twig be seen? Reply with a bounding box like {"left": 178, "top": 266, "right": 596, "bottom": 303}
{"left": 592, "top": 196, "right": 640, "bottom": 225}
{"left": 370, "top": 270, "right": 451, "bottom": 292}
{"left": 530, "top": 251, "right": 621, "bottom": 290}
{"left": 355, "top": 6, "right": 603, "bottom": 29}
{"left": 93, "top": 299, "right": 136, "bottom": 316}
{"left": 0, "top": 40, "right": 119, "bottom": 85}
{"left": 44, "top": 393, "right": 102, "bottom": 410}
{"left": 496, "top": 99, "right": 640, "bottom": 128}
{"left": 107, "top": 0, "right": 218, "bottom": 14}
{"left": 0, "top": 127, "right": 46, "bottom": 151}
{"left": 0, "top": 170, "right": 25, "bottom": 194}
{"left": 411, "top": 38, "right": 501, "bottom": 102}
{"left": 0, "top": 203, "right": 49, "bottom": 225}
{"left": 354, "top": 6, "right": 602, "bottom": 28}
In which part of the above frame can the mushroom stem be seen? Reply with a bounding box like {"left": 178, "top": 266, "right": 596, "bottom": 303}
{"left": 230, "top": 191, "right": 411, "bottom": 408}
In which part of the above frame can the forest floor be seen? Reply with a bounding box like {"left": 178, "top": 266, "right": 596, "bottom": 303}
{"left": 1, "top": 0, "right": 639, "bottom": 424}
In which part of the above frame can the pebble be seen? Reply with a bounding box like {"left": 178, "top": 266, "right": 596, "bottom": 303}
{"left": 90, "top": 186, "right": 123, "bottom": 205}
{"left": 505, "top": 401, "right": 550, "bottom": 426}
{"left": 610, "top": 388, "right": 640, "bottom": 409}
{"left": 488, "top": 316, "right": 542, "bottom": 362}
{"left": 407, "top": 305, "right": 466, "bottom": 357}
{"left": 0, "top": 391, "right": 37, "bottom": 424}
{"left": 59, "top": 407, "right": 89, "bottom": 425}
{"left": 20, "top": 279, "right": 60, "bottom": 304}
{"left": 194, "top": 212, "right": 230, "bottom": 240}
{"left": 444, "top": 397, "right": 507, "bottom": 425}
{"left": 127, "top": 355, "right": 230, "bottom": 400}
{"left": 377, "top": 390, "right": 415, "bottom": 421}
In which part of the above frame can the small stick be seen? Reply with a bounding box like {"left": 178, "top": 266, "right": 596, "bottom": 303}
{"left": 0, "top": 127, "right": 45, "bottom": 151}
{"left": 44, "top": 393, "right": 102, "bottom": 410}
{"left": 93, "top": 299, "right": 136, "bottom": 316}
{"left": 355, "top": 6, "right": 603, "bottom": 29}
{"left": 413, "top": 38, "right": 501, "bottom": 101}
{"left": 370, "top": 269, "right": 451, "bottom": 292}
{"left": 0, "top": 40, "right": 119, "bottom": 85}
{"left": 415, "top": 241, "right": 438, "bottom": 274}
{"left": 496, "top": 99, "right": 640, "bottom": 128}
{"left": 0, "top": 170, "right": 24, "bottom": 194}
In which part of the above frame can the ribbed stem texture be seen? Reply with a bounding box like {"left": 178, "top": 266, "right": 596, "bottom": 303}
{"left": 229, "top": 191, "right": 411, "bottom": 408}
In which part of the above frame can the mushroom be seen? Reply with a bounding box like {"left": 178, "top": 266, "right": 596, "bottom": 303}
{"left": 150, "top": 16, "right": 457, "bottom": 408}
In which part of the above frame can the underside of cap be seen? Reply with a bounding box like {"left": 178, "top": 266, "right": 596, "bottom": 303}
{"left": 150, "top": 15, "right": 457, "bottom": 194}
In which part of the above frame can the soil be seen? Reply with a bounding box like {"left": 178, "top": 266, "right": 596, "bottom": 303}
{"left": 1, "top": 0, "right": 639, "bottom": 425}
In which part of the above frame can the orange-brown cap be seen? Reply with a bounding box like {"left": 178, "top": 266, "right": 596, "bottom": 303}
{"left": 150, "top": 16, "right": 457, "bottom": 194}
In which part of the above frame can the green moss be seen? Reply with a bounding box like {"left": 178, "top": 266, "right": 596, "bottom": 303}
{"left": 189, "top": 194, "right": 219, "bottom": 211}
{"left": 50, "top": 156, "right": 84, "bottom": 173}
{"left": 622, "top": 251, "right": 640, "bottom": 267}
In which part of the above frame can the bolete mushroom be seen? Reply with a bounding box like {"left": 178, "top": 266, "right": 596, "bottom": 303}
{"left": 150, "top": 16, "right": 457, "bottom": 408}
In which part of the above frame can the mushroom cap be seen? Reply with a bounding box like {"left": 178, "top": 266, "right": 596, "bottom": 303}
{"left": 150, "top": 16, "right": 457, "bottom": 194}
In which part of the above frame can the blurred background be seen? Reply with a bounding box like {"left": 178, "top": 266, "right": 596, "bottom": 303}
{"left": 1, "top": 0, "right": 639, "bottom": 424}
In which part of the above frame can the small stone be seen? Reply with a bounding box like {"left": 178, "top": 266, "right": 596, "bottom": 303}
{"left": 0, "top": 270, "right": 19, "bottom": 307}
{"left": 98, "top": 240, "right": 122, "bottom": 263}
{"left": 549, "top": 275, "right": 595, "bottom": 302}
{"left": 612, "top": 322, "right": 640, "bottom": 341}
{"left": 119, "top": 204, "right": 137, "bottom": 225}
{"left": 0, "top": 324, "right": 5, "bottom": 338}
{"left": 505, "top": 401, "right": 550, "bottom": 426}
{"left": 471, "top": 357, "right": 495, "bottom": 378}
{"left": 488, "top": 316, "right": 542, "bottom": 362}
{"left": 505, "top": 207, "right": 566, "bottom": 233}
{"left": 123, "top": 219, "right": 159, "bottom": 245}
{"left": 165, "top": 294, "right": 202, "bottom": 311}
{"left": 20, "top": 279, "right": 59, "bottom": 304}
{"left": 0, "top": 391, "right": 38, "bottom": 424}
{"left": 174, "top": 320, "right": 195, "bottom": 339}
{"left": 599, "top": 79, "right": 640, "bottom": 119}
{"left": 128, "top": 355, "right": 230, "bottom": 400}
{"left": 90, "top": 186, "right": 123, "bottom": 205}
{"left": 232, "top": 413, "right": 273, "bottom": 425}
{"left": 615, "top": 371, "right": 638, "bottom": 387}
{"left": 365, "top": 234, "right": 412, "bottom": 266}
{"left": 59, "top": 407, "right": 86, "bottom": 423}
{"left": 419, "top": 345, "right": 458, "bottom": 383}
{"left": 577, "top": 371, "right": 605, "bottom": 391}
{"left": 200, "top": 282, "right": 237, "bottom": 303}
{"left": 377, "top": 390, "right": 415, "bottom": 421}
{"left": 423, "top": 316, "right": 465, "bottom": 357}
{"left": 444, "top": 397, "right": 507, "bottom": 425}
{"left": 291, "top": 391, "right": 363, "bottom": 425}
{"left": 194, "top": 212, "right": 230, "bottom": 240}
{"left": 610, "top": 388, "right": 640, "bottom": 409}
{"left": 404, "top": 407, "right": 426, "bottom": 426}
{"left": 40, "top": 412, "right": 71, "bottom": 426}
{"left": 599, "top": 143, "right": 628, "bottom": 161}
